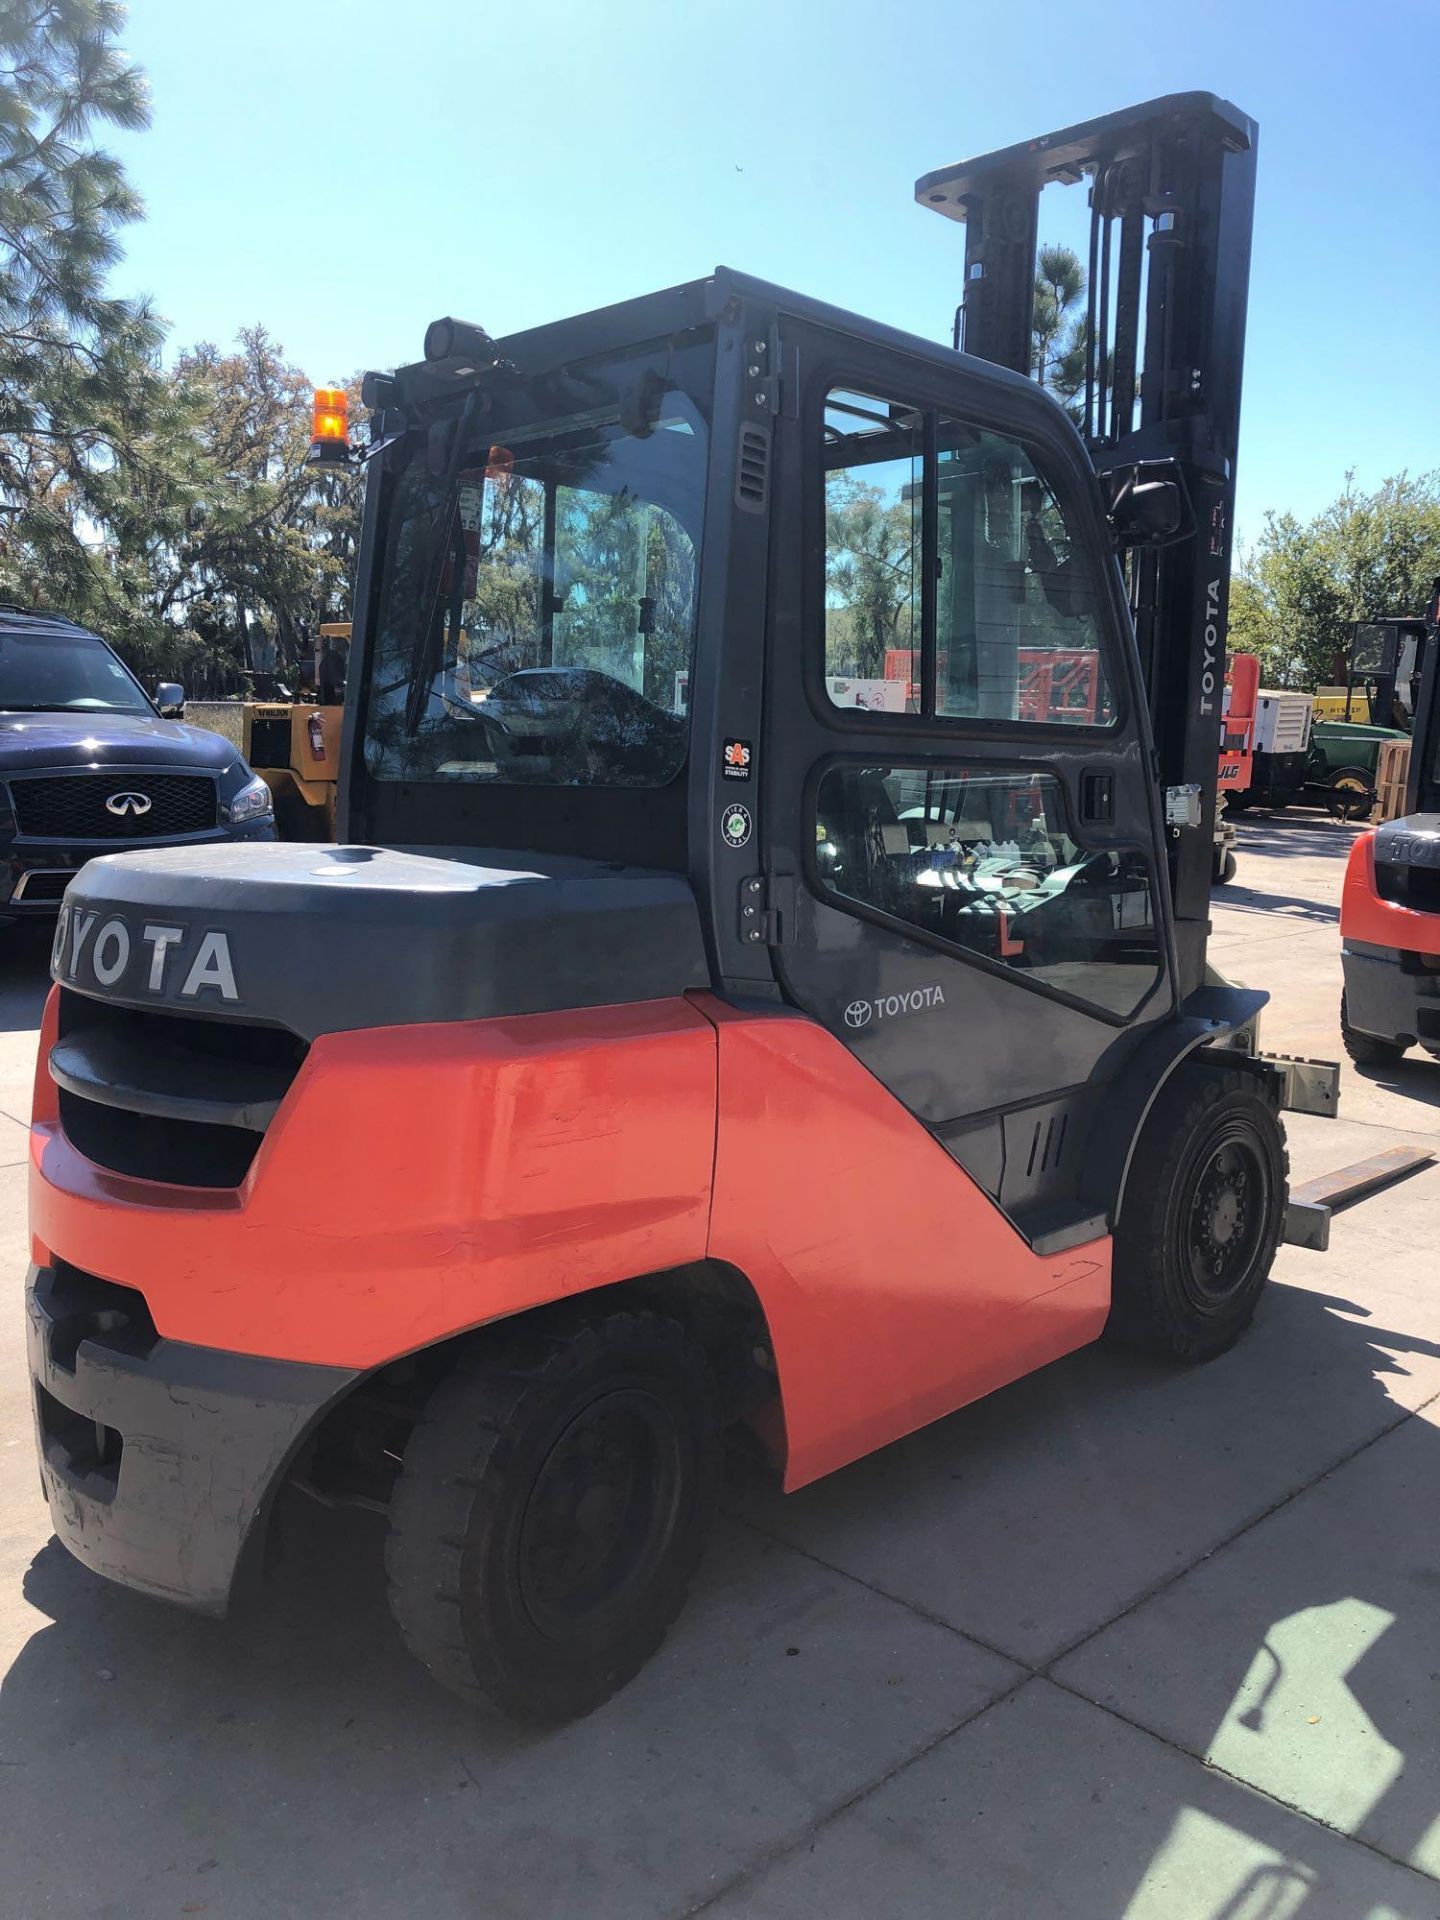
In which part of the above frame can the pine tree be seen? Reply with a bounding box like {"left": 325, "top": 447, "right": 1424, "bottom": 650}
{"left": 0, "top": 2, "right": 162, "bottom": 614}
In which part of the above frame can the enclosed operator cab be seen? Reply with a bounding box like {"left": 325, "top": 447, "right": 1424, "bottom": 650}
{"left": 28, "top": 96, "right": 1320, "bottom": 1725}
{"left": 1340, "top": 586, "right": 1440, "bottom": 1068}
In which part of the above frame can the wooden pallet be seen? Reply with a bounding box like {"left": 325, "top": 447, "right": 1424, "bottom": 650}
{"left": 1375, "top": 737, "right": 1412, "bottom": 822}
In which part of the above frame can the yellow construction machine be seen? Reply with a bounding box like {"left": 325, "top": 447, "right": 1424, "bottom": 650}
{"left": 241, "top": 621, "right": 348, "bottom": 840}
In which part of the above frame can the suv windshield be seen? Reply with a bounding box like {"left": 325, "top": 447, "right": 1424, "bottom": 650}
{"left": 363, "top": 345, "right": 709, "bottom": 790}
{"left": 0, "top": 627, "right": 153, "bottom": 714}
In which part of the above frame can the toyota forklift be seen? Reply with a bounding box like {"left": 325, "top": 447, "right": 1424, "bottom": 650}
{"left": 27, "top": 95, "right": 1341, "bottom": 1725}
{"left": 1339, "top": 580, "right": 1440, "bottom": 1067}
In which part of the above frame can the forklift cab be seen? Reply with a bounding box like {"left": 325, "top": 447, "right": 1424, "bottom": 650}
{"left": 347, "top": 274, "right": 1176, "bottom": 1225}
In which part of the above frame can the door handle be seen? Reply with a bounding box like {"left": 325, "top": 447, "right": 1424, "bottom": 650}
{"left": 1080, "top": 769, "right": 1115, "bottom": 823}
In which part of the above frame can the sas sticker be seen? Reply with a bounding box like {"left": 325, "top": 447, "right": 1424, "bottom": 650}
{"left": 722, "top": 737, "right": 752, "bottom": 782}
{"left": 721, "top": 803, "right": 752, "bottom": 849}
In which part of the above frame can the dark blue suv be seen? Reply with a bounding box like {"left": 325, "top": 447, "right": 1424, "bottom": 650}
{"left": 0, "top": 607, "right": 276, "bottom": 922}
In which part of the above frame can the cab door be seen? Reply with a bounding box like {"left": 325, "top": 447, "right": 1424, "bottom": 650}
{"left": 761, "top": 319, "right": 1175, "bottom": 1242}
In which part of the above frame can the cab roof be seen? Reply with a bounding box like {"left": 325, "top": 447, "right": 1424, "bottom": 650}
{"left": 386, "top": 266, "right": 1049, "bottom": 418}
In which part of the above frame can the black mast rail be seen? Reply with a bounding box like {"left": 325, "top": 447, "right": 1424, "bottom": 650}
{"left": 918, "top": 92, "right": 1258, "bottom": 999}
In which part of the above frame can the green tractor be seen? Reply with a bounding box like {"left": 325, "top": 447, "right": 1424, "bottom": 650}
{"left": 1306, "top": 715, "right": 1409, "bottom": 821}
{"left": 1306, "top": 606, "right": 1436, "bottom": 819}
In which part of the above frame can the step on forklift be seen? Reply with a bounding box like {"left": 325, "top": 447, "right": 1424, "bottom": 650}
{"left": 29, "top": 94, "right": 1351, "bottom": 1725}
{"left": 1340, "top": 581, "right": 1440, "bottom": 1067}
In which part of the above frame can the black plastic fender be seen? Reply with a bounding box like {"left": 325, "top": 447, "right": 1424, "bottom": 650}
{"left": 1083, "top": 985, "right": 1272, "bottom": 1232}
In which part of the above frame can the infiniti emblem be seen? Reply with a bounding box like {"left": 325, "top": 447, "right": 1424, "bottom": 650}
{"left": 105, "top": 790, "right": 152, "bottom": 817}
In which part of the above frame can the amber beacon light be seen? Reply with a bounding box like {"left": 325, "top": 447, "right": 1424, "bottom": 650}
{"left": 308, "top": 386, "right": 350, "bottom": 463}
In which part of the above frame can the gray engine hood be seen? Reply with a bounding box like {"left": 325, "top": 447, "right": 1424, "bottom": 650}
{"left": 52, "top": 843, "right": 711, "bottom": 1039}
{"left": 1373, "top": 814, "right": 1440, "bottom": 869}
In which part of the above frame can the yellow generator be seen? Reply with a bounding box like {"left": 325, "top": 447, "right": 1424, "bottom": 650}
{"left": 241, "top": 622, "right": 348, "bottom": 841}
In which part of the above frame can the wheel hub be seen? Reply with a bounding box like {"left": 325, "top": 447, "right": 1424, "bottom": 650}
{"left": 516, "top": 1389, "right": 681, "bottom": 1639}
{"left": 1184, "top": 1128, "right": 1266, "bottom": 1302}
{"left": 1209, "top": 1186, "right": 1241, "bottom": 1245}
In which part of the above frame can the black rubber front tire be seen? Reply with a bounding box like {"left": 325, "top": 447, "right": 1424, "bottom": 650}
{"left": 1107, "top": 1060, "right": 1288, "bottom": 1361}
{"left": 1213, "top": 847, "right": 1237, "bottom": 885}
{"left": 1340, "top": 989, "right": 1407, "bottom": 1068}
{"left": 386, "top": 1309, "right": 717, "bottom": 1725}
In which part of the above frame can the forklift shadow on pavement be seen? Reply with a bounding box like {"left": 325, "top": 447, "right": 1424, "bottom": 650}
{"left": 1230, "top": 816, "right": 1364, "bottom": 865}
{"left": 4, "top": 1272, "right": 1439, "bottom": 1913}
{"left": 1216, "top": 880, "right": 1341, "bottom": 927}
{"left": 1346, "top": 1053, "right": 1440, "bottom": 1111}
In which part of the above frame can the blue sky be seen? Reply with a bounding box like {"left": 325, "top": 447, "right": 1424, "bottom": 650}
{"left": 111, "top": 0, "right": 1438, "bottom": 547}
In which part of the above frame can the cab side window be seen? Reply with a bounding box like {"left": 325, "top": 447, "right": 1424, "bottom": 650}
{"left": 815, "top": 763, "right": 1161, "bottom": 1018}
{"left": 823, "top": 391, "right": 922, "bottom": 715}
{"left": 819, "top": 387, "right": 1117, "bottom": 728}
{"left": 935, "top": 422, "right": 1115, "bottom": 726}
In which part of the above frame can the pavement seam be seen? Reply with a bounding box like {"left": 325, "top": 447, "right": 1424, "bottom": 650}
{"left": 684, "top": 1669, "right": 1440, "bottom": 1917}
{"left": 734, "top": 1376, "right": 1440, "bottom": 1688}
{"left": 678, "top": 1668, "right": 1037, "bottom": 1917}
{"left": 1041, "top": 1392, "right": 1431, "bottom": 1674}
{"left": 728, "top": 1510, "right": 1030, "bottom": 1675}
{"left": 1043, "top": 1670, "right": 1440, "bottom": 1890}
{"left": 708, "top": 1386, "right": 1440, "bottom": 1913}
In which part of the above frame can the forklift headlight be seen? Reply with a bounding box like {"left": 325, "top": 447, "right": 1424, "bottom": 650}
{"left": 226, "top": 774, "right": 274, "bottom": 825}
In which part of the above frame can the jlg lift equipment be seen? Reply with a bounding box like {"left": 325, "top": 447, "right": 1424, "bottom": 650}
{"left": 1340, "top": 580, "right": 1440, "bottom": 1067}
{"left": 28, "top": 94, "right": 1337, "bottom": 1723}
{"left": 1213, "top": 650, "right": 1258, "bottom": 883}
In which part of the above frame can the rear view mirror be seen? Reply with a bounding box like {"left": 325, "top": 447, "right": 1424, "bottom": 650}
{"left": 1106, "top": 462, "right": 1190, "bottom": 548}
{"left": 155, "top": 681, "right": 185, "bottom": 717}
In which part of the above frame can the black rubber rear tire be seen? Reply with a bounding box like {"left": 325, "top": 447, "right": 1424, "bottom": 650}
{"left": 1340, "top": 989, "right": 1407, "bottom": 1068}
{"left": 386, "top": 1309, "right": 717, "bottom": 1724}
{"left": 1326, "top": 768, "right": 1375, "bottom": 822}
{"left": 1106, "top": 1060, "right": 1288, "bottom": 1361}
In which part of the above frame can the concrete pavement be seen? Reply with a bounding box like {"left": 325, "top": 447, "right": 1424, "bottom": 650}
{"left": 0, "top": 818, "right": 1437, "bottom": 1918}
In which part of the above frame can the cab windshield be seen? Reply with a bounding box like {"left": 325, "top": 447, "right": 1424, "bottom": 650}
{"left": 362, "top": 348, "right": 708, "bottom": 790}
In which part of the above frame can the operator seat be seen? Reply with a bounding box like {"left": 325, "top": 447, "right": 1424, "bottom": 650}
{"left": 828, "top": 767, "right": 912, "bottom": 911}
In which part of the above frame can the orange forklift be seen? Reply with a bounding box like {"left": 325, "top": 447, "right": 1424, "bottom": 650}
{"left": 29, "top": 96, "right": 1350, "bottom": 1724}
{"left": 1339, "top": 581, "right": 1440, "bottom": 1067}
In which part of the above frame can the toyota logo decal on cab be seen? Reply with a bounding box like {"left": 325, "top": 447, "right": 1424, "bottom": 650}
{"left": 843, "top": 984, "right": 946, "bottom": 1031}
{"left": 105, "top": 791, "right": 153, "bottom": 817}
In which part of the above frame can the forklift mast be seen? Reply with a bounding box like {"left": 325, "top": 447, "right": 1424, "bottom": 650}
{"left": 917, "top": 93, "right": 1258, "bottom": 998}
